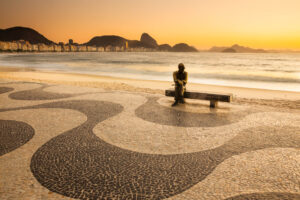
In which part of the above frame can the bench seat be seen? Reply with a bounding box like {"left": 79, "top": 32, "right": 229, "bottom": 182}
{"left": 165, "top": 89, "right": 233, "bottom": 108}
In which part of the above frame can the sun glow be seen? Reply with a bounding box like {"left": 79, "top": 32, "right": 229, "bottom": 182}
{"left": 1, "top": 0, "right": 300, "bottom": 50}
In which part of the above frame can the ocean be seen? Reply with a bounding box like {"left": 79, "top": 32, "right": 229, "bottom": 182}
{"left": 0, "top": 52, "right": 299, "bottom": 92}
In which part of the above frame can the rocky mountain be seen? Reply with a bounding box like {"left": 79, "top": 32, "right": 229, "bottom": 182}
{"left": 172, "top": 43, "right": 198, "bottom": 52}
{"left": 84, "top": 35, "right": 127, "bottom": 47}
{"left": 158, "top": 44, "right": 172, "bottom": 51}
{"left": 222, "top": 48, "right": 237, "bottom": 53}
{"left": 85, "top": 33, "right": 198, "bottom": 52}
{"left": 0, "top": 26, "right": 198, "bottom": 52}
{"left": 127, "top": 40, "right": 144, "bottom": 48}
{"left": 0, "top": 26, "right": 54, "bottom": 45}
{"left": 230, "top": 44, "right": 266, "bottom": 53}
{"left": 209, "top": 44, "right": 267, "bottom": 53}
{"left": 140, "top": 33, "right": 158, "bottom": 48}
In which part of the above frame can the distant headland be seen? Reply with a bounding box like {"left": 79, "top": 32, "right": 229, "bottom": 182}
{"left": 209, "top": 44, "right": 267, "bottom": 53}
{"left": 0, "top": 27, "right": 198, "bottom": 53}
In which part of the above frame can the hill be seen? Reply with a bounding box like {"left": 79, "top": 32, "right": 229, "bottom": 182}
{"left": 222, "top": 48, "right": 237, "bottom": 53}
{"left": 84, "top": 35, "right": 127, "bottom": 47}
{"left": 158, "top": 44, "right": 172, "bottom": 51}
{"left": 209, "top": 44, "right": 267, "bottom": 53}
{"left": 172, "top": 43, "right": 198, "bottom": 52}
{"left": 0, "top": 26, "right": 54, "bottom": 45}
{"left": 140, "top": 33, "right": 158, "bottom": 48}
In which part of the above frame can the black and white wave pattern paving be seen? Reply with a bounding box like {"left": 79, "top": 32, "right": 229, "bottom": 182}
{"left": 0, "top": 81, "right": 299, "bottom": 200}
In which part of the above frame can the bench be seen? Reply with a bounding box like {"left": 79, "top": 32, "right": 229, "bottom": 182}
{"left": 165, "top": 89, "right": 233, "bottom": 108}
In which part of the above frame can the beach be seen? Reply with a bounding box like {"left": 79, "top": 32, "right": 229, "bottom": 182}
{"left": 2, "top": 0, "right": 300, "bottom": 198}
{"left": 0, "top": 65, "right": 299, "bottom": 108}
{"left": 0, "top": 65, "right": 300, "bottom": 199}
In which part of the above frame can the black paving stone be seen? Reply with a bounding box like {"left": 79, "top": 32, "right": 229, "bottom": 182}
{"left": 8, "top": 84, "right": 93, "bottom": 100}
{"left": 0, "top": 87, "right": 14, "bottom": 94}
{"left": 9, "top": 84, "right": 76, "bottom": 100}
{"left": 0, "top": 120, "right": 34, "bottom": 156}
{"left": 135, "top": 97, "right": 252, "bottom": 127}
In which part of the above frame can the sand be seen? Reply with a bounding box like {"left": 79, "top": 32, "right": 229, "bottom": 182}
{"left": 0, "top": 66, "right": 299, "bottom": 110}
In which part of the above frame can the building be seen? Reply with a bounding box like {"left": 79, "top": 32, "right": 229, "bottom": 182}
{"left": 69, "top": 45, "right": 77, "bottom": 52}
{"left": 47, "top": 45, "right": 55, "bottom": 52}
{"left": 0, "top": 41, "right": 10, "bottom": 51}
{"left": 115, "top": 46, "right": 120, "bottom": 51}
{"left": 38, "top": 43, "right": 48, "bottom": 52}
{"left": 10, "top": 41, "right": 18, "bottom": 51}
{"left": 16, "top": 40, "right": 24, "bottom": 51}
{"left": 63, "top": 45, "right": 70, "bottom": 52}
{"left": 78, "top": 45, "right": 87, "bottom": 52}
{"left": 87, "top": 46, "right": 97, "bottom": 52}
{"left": 53, "top": 44, "right": 62, "bottom": 52}
{"left": 32, "top": 44, "right": 39, "bottom": 51}
{"left": 105, "top": 45, "right": 113, "bottom": 52}
{"left": 25, "top": 41, "right": 32, "bottom": 51}
{"left": 97, "top": 47, "right": 104, "bottom": 52}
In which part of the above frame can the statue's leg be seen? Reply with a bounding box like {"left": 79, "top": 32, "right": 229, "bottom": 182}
{"left": 172, "top": 85, "right": 179, "bottom": 106}
{"left": 174, "top": 85, "right": 179, "bottom": 101}
{"left": 179, "top": 85, "right": 185, "bottom": 103}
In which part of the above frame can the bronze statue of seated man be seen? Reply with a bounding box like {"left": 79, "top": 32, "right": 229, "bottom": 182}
{"left": 172, "top": 63, "right": 188, "bottom": 106}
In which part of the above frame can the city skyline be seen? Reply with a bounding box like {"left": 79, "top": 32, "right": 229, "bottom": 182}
{"left": 1, "top": 0, "right": 300, "bottom": 50}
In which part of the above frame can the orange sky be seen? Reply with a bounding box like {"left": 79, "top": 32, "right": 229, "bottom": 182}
{"left": 1, "top": 0, "right": 300, "bottom": 50}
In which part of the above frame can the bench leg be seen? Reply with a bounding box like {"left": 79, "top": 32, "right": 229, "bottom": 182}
{"left": 210, "top": 100, "right": 218, "bottom": 108}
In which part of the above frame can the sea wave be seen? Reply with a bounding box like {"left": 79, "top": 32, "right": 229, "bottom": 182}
{"left": 0, "top": 52, "right": 299, "bottom": 92}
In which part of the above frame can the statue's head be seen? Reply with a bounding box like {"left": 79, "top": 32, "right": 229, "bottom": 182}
{"left": 178, "top": 63, "right": 185, "bottom": 73}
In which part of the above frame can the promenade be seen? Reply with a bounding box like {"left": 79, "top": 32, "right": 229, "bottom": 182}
{"left": 0, "top": 80, "right": 299, "bottom": 200}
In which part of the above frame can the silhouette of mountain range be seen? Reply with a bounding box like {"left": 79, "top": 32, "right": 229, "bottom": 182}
{"left": 4, "top": 26, "right": 286, "bottom": 53}
{"left": 0, "top": 26, "right": 198, "bottom": 52}
{"left": 0, "top": 27, "right": 54, "bottom": 45}
{"left": 85, "top": 33, "right": 198, "bottom": 52}
{"left": 172, "top": 43, "right": 198, "bottom": 52}
{"left": 209, "top": 44, "right": 267, "bottom": 53}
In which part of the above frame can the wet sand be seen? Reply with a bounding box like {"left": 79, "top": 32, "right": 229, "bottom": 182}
{"left": 0, "top": 65, "right": 299, "bottom": 102}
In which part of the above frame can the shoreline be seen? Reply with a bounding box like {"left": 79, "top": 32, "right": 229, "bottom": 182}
{"left": 1, "top": 52, "right": 299, "bottom": 93}
{"left": 0, "top": 66, "right": 299, "bottom": 109}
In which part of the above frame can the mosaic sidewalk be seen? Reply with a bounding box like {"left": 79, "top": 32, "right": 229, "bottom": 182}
{"left": 0, "top": 81, "right": 299, "bottom": 200}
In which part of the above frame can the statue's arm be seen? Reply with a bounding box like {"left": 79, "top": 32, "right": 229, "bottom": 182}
{"left": 173, "top": 72, "right": 178, "bottom": 83}
{"left": 183, "top": 72, "right": 188, "bottom": 85}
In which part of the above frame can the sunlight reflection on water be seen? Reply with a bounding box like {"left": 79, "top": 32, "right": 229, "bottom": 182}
{"left": 0, "top": 52, "right": 299, "bottom": 92}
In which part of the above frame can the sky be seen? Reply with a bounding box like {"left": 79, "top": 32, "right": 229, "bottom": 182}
{"left": 1, "top": 0, "right": 300, "bottom": 50}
